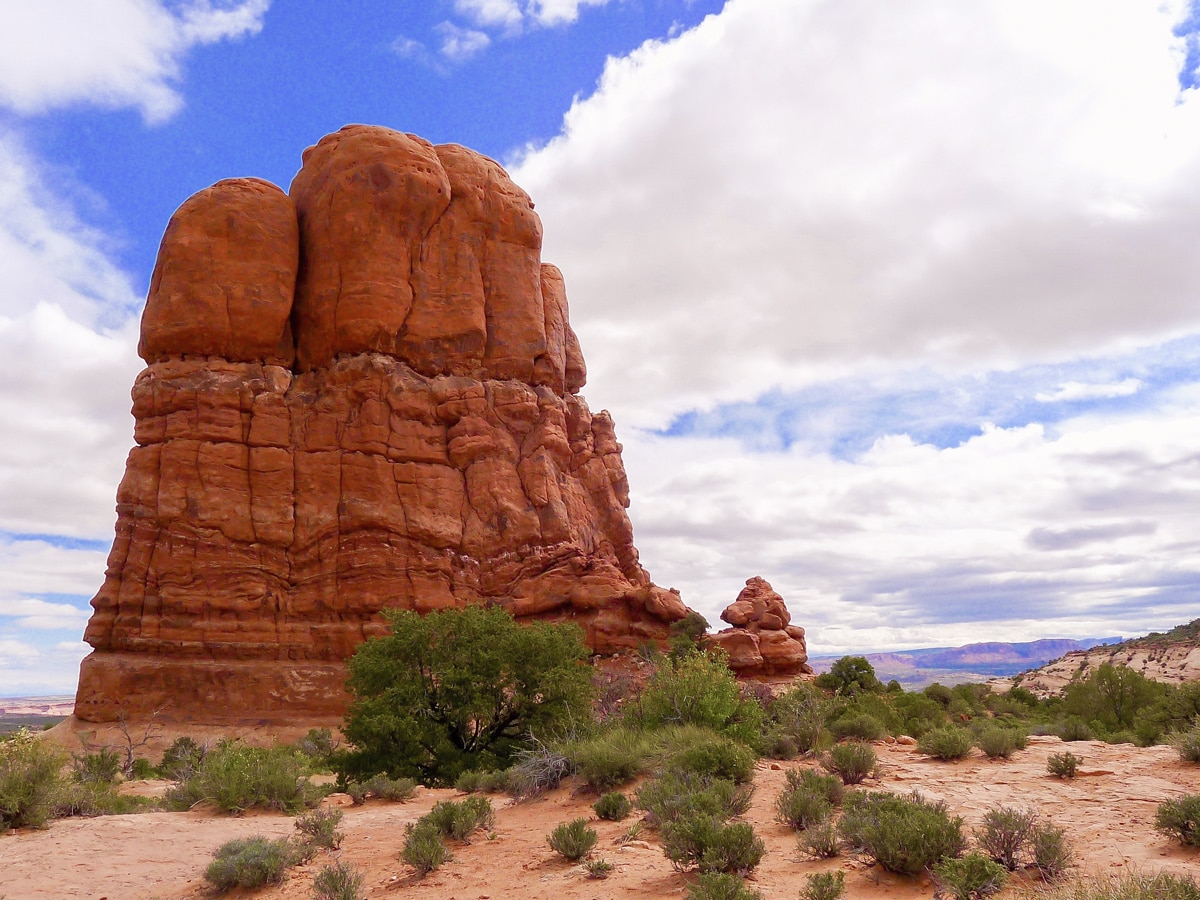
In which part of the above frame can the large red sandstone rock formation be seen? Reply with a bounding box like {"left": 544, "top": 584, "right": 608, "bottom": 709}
{"left": 708, "top": 577, "right": 811, "bottom": 679}
{"left": 75, "top": 125, "right": 689, "bottom": 724}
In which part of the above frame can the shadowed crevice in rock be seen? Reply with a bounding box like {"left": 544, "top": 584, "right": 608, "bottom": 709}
{"left": 75, "top": 125, "right": 689, "bottom": 724}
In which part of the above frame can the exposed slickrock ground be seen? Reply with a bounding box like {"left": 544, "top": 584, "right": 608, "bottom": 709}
{"left": 4, "top": 736, "right": 1200, "bottom": 899}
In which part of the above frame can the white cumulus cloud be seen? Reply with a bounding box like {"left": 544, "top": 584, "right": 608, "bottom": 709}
{"left": 0, "top": 0, "right": 269, "bottom": 123}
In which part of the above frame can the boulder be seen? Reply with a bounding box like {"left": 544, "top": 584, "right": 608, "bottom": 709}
{"left": 708, "top": 576, "right": 812, "bottom": 679}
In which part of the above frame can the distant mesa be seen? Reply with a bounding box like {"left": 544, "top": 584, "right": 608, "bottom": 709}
{"left": 707, "top": 576, "right": 812, "bottom": 679}
{"left": 75, "top": 125, "right": 713, "bottom": 725}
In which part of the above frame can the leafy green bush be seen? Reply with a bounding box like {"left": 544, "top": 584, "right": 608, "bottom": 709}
{"left": 313, "top": 861, "right": 364, "bottom": 900}
{"left": 0, "top": 728, "right": 67, "bottom": 830}
{"left": 657, "top": 726, "right": 756, "bottom": 784}
{"left": 628, "top": 651, "right": 765, "bottom": 748}
{"left": 1037, "top": 873, "right": 1200, "bottom": 900}
{"left": 456, "top": 769, "right": 484, "bottom": 792}
{"left": 402, "top": 820, "right": 451, "bottom": 875}
{"left": 917, "top": 726, "right": 973, "bottom": 760}
{"left": 800, "top": 871, "right": 846, "bottom": 900}
{"left": 72, "top": 748, "right": 121, "bottom": 784}
{"left": 934, "top": 853, "right": 1008, "bottom": 900}
{"left": 1155, "top": 794, "right": 1200, "bottom": 846}
{"left": 798, "top": 821, "right": 841, "bottom": 858}
{"left": 661, "top": 814, "right": 764, "bottom": 874}
{"left": 584, "top": 858, "right": 614, "bottom": 879}
{"left": 1061, "top": 664, "right": 1166, "bottom": 735}
{"left": 838, "top": 790, "right": 965, "bottom": 875}
{"left": 830, "top": 713, "right": 886, "bottom": 742}
{"left": 364, "top": 773, "right": 417, "bottom": 801}
{"left": 426, "top": 796, "right": 494, "bottom": 841}
{"left": 636, "top": 771, "right": 752, "bottom": 827}
{"left": 571, "top": 727, "right": 651, "bottom": 792}
{"left": 822, "top": 741, "right": 876, "bottom": 785}
{"left": 774, "top": 786, "right": 831, "bottom": 831}
{"left": 976, "top": 727, "right": 1027, "bottom": 759}
{"left": 1047, "top": 751, "right": 1081, "bottom": 779}
{"left": 164, "top": 742, "right": 315, "bottom": 814}
{"left": 1030, "top": 821, "right": 1073, "bottom": 879}
{"left": 891, "top": 692, "right": 949, "bottom": 738}
{"left": 204, "top": 836, "right": 297, "bottom": 891}
{"left": 686, "top": 872, "right": 764, "bottom": 900}
{"left": 594, "top": 791, "right": 632, "bottom": 821}
{"left": 788, "top": 768, "right": 844, "bottom": 804}
{"left": 815, "top": 656, "right": 882, "bottom": 696}
{"left": 52, "top": 780, "right": 146, "bottom": 818}
{"left": 295, "top": 806, "right": 344, "bottom": 850}
{"left": 129, "top": 758, "right": 157, "bottom": 780}
{"left": 298, "top": 728, "right": 338, "bottom": 764}
{"left": 764, "top": 683, "right": 829, "bottom": 756}
{"left": 975, "top": 805, "right": 1036, "bottom": 870}
{"left": 159, "top": 736, "right": 206, "bottom": 780}
{"left": 1054, "top": 717, "right": 1095, "bottom": 742}
{"left": 1172, "top": 726, "right": 1200, "bottom": 763}
{"left": 339, "top": 606, "right": 593, "bottom": 785}
{"left": 547, "top": 818, "right": 598, "bottom": 861}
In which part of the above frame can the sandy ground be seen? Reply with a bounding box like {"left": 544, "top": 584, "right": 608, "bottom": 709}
{"left": 3, "top": 736, "right": 1200, "bottom": 900}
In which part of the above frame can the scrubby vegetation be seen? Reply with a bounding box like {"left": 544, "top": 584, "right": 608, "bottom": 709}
{"left": 547, "top": 817, "right": 598, "bottom": 861}
{"left": 838, "top": 790, "right": 966, "bottom": 875}
{"left": 204, "top": 835, "right": 299, "bottom": 892}
{"left": 164, "top": 741, "right": 318, "bottom": 813}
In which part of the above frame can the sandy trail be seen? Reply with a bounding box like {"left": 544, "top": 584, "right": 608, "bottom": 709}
{"left": 3, "top": 736, "right": 1200, "bottom": 899}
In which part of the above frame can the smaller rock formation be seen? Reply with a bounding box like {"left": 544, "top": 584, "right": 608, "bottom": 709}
{"left": 708, "top": 577, "right": 811, "bottom": 679}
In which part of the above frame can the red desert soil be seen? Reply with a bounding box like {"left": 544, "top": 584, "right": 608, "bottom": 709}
{"left": 3, "top": 736, "right": 1199, "bottom": 899}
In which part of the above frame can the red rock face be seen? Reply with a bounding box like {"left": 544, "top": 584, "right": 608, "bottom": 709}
{"left": 708, "top": 577, "right": 812, "bottom": 679}
{"left": 76, "top": 125, "right": 688, "bottom": 724}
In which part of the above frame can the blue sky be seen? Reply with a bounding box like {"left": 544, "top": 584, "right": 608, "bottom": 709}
{"left": 2, "top": 0, "right": 1200, "bottom": 694}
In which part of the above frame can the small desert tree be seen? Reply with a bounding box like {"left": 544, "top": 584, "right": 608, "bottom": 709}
{"left": 337, "top": 606, "right": 593, "bottom": 786}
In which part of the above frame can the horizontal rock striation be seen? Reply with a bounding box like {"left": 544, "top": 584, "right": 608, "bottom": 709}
{"left": 76, "top": 125, "right": 688, "bottom": 724}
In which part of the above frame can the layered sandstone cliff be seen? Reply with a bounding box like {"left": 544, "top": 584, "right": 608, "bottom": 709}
{"left": 75, "top": 125, "right": 688, "bottom": 724}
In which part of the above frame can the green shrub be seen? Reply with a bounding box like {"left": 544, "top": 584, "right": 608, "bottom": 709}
{"left": 636, "top": 771, "right": 753, "bottom": 827}
{"left": 53, "top": 780, "right": 146, "bottom": 818}
{"left": 800, "top": 871, "right": 846, "bottom": 900}
{"left": 892, "top": 692, "right": 950, "bottom": 738}
{"left": 822, "top": 741, "right": 876, "bottom": 785}
{"left": 798, "top": 820, "right": 841, "bottom": 858}
{"left": 774, "top": 787, "right": 830, "bottom": 831}
{"left": 1031, "top": 821, "right": 1073, "bottom": 879}
{"left": 313, "top": 861, "right": 364, "bottom": 900}
{"left": 658, "top": 726, "right": 756, "bottom": 784}
{"left": 0, "top": 728, "right": 67, "bottom": 830}
{"left": 765, "top": 683, "right": 829, "bottom": 755}
{"left": 159, "top": 736, "right": 206, "bottom": 780}
{"left": 1155, "top": 794, "right": 1200, "bottom": 846}
{"left": 628, "top": 651, "right": 765, "bottom": 748}
{"left": 339, "top": 606, "right": 593, "bottom": 785}
{"left": 815, "top": 656, "right": 882, "bottom": 696}
{"left": 838, "top": 790, "right": 965, "bottom": 875}
{"left": 1054, "top": 717, "right": 1095, "bottom": 742}
{"left": 934, "top": 853, "right": 1008, "bottom": 900}
{"left": 1172, "top": 727, "right": 1200, "bottom": 763}
{"left": 976, "top": 727, "right": 1027, "bottom": 759}
{"left": 917, "top": 726, "right": 973, "bottom": 760}
{"left": 830, "top": 713, "right": 886, "bottom": 742}
{"left": 975, "top": 805, "right": 1036, "bottom": 870}
{"left": 164, "top": 742, "right": 315, "bottom": 814}
{"left": 786, "top": 768, "right": 844, "bottom": 805}
{"left": 295, "top": 806, "right": 344, "bottom": 851}
{"left": 456, "top": 770, "right": 483, "bottom": 792}
{"left": 686, "top": 872, "right": 764, "bottom": 900}
{"left": 547, "top": 817, "right": 598, "bottom": 861}
{"left": 426, "top": 796, "right": 495, "bottom": 841}
{"left": 661, "top": 814, "right": 764, "bottom": 874}
{"left": 571, "top": 728, "right": 650, "bottom": 792}
{"left": 402, "top": 820, "right": 451, "bottom": 875}
{"left": 129, "top": 758, "right": 157, "bottom": 780}
{"left": 584, "top": 858, "right": 614, "bottom": 879}
{"left": 298, "top": 728, "right": 338, "bottom": 763}
{"left": 203, "top": 836, "right": 297, "bottom": 891}
{"left": 72, "top": 747, "right": 121, "bottom": 784}
{"left": 1047, "top": 751, "right": 1081, "bottom": 779}
{"left": 1035, "top": 872, "right": 1200, "bottom": 900}
{"left": 364, "top": 773, "right": 417, "bottom": 801}
{"left": 594, "top": 791, "right": 632, "bottom": 821}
